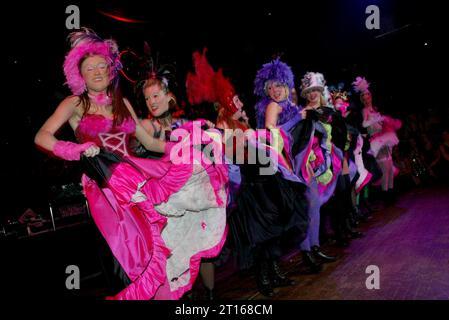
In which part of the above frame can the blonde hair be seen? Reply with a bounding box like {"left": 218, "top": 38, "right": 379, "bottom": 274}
{"left": 319, "top": 94, "right": 327, "bottom": 107}
{"left": 264, "top": 81, "right": 290, "bottom": 98}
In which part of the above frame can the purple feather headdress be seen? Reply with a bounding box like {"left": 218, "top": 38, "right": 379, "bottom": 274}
{"left": 254, "top": 58, "right": 295, "bottom": 97}
{"left": 63, "top": 28, "right": 122, "bottom": 95}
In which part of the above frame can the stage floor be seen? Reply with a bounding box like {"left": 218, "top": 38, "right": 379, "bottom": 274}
{"left": 2, "top": 184, "right": 448, "bottom": 300}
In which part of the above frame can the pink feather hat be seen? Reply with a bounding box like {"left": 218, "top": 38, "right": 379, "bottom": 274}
{"left": 63, "top": 28, "right": 122, "bottom": 95}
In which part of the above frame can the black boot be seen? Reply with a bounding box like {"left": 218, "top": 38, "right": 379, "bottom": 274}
{"left": 311, "top": 245, "right": 337, "bottom": 263}
{"left": 269, "top": 260, "right": 296, "bottom": 288}
{"left": 256, "top": 261, "right": 274, "bottom": 297}
{"left": 301, "top": 251, "right": 322, "bottom": 273}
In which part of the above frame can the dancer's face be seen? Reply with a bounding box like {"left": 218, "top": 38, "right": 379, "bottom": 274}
{"left": 305, "top": 89, "right": 321, "bottom": 105}
{"left": 267, "top": 81, "right": 288, "bottom": 102}
{"left": 231, "top": 95, "right": 246, "bottom": 120}
{"left": 144, "top": 84, "right": 170, "bottom": 117}
{"left": 361, "top": 91, "right": 372, "bottom": 106}
{"left": 81, "top": 55, "right": 110, "bottom": 93}
{"left": 334, "top": 98, "right": 349, "bottom": 113}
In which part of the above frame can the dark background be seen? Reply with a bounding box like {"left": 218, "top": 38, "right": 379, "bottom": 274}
{"left": 1, "top": 0, "right": 447, "bottom": 222}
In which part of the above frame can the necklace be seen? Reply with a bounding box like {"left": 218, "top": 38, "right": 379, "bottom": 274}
{"left": 88, "top": 92, "right": 112, "bottom": 106}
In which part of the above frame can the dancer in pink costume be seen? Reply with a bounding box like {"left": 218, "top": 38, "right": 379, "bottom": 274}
{"left": 134, "top": 52, "right": 228, "bottom": 300}
{"left": 353, "top": 76, "right": 401, "bottom": 200}
{"left": 35, "top": 28, "right": 228, "bottom": 300}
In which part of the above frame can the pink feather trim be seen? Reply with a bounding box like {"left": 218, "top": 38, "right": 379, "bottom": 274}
{"left": 63, "top": 41, "right": 121, "bottom": 95}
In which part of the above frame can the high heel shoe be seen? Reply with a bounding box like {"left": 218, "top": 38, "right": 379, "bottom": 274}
{"left": 311, "top": 245, "right": 337, "bottom": 263}
{"left": 301, "top": 251, "right": 322, "bottom": 273}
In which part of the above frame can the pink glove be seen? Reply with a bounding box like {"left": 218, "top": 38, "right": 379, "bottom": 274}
{"left": 53, "top": 141, "right": 97, "bottom": 161}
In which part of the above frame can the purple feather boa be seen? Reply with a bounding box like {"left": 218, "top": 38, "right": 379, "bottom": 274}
{"left": 255, "top": 97, "right": 300, "bottom": 129}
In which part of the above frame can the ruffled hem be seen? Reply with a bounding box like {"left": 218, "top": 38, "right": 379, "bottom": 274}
{"left": 157, "top": 160, "right": 229, "bottom": 299}
{"left": 108, "top": 204, "right": 171, "bottom": 300}
{"left": 82, "top": 175, "right": 171, "bottom": 300}
{"left": 169, "top": 225, "right": 228, "bottom": 300}
{"left": 369, "top": 132, "right": 399, "bottom": 157}
{"left": 355, "top": 171, "right": 372, "bottom": 193}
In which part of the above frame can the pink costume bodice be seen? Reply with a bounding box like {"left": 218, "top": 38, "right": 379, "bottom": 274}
{"left": 366, "top": 110, "right": 383, "bottom": 136}
{"left": 75, "top": 114, "right": 136, "bottom": 156}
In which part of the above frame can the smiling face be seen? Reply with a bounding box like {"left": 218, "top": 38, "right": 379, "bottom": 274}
{"left": 143, "top": 83, "right": 171, "bottom": 117}
{"left": 305, "top": 88, "right": 322, "bottom": 105}
{"left": 80, "top": 55, "right": 110, "bottom": 93}
{"left": 267, "top": 81, "right": 288, "bottom": 102}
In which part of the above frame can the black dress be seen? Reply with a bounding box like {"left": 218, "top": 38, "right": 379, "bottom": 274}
{"left": 227, "top": 137, "right": 309, "bottom": 269}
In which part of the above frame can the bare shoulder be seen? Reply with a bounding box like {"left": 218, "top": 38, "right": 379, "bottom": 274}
{"left": 60, "top": 96, "right": 84, "bottom": 128}
{"left": 266, "top": 101, "right": 282, "bottom": 113}
{"left": 38, "top": 95, "right": 83, "bottom": 133}
{"left": 53, "top": 95, "right": 82, "bottom": 119}
{"left": 59, "top": 95, "right": 80, "bottom": 109}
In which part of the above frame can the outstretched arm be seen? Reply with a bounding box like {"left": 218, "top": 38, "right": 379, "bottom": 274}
{"left": 35, "top": 96, "right": 78, "bottom": 151}
{"left": 34, "top": 96, "right": 99, "bottom": 158}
